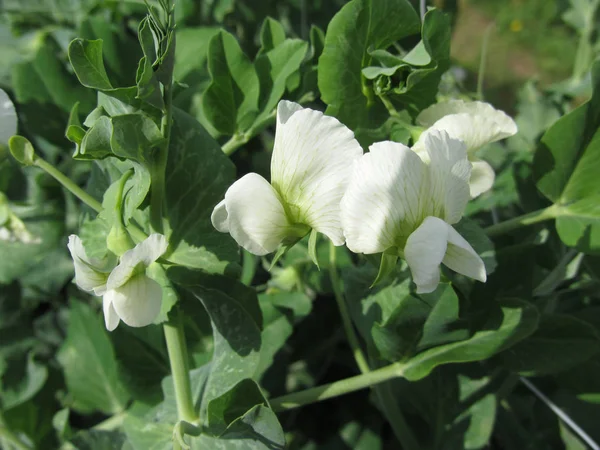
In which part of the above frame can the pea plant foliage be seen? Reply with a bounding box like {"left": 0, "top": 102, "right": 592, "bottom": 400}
{"left": 2, "top": 0, "right": 600, "bottom": 449}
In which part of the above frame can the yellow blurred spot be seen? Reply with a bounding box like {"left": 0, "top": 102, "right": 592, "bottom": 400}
{"left": 510, "top": 19, "right": 523, "bottom": 33}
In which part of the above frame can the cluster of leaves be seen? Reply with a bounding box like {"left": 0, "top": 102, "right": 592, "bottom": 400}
{"left": 0, "top": 0, "right": 600, "bottom": 450}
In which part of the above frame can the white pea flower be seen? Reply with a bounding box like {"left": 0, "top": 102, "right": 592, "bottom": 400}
{"left": 67, "top": 233, "right": 168, "bottom": 331}
{"left": 211, "top": 100, "right": 363, "bottom": 255}
{"left": 341, "top": 130, "right": 486, "bottom": 294}
{"left": 414, "top": 100, "right": 517, "bottom": 198}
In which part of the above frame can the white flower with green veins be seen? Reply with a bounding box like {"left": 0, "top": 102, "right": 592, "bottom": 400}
{"left": 413, "top": 100, "right": 518, "bottom": 198}
{"left": 67, "top": 233, "right": 167, "bottom": 331}
{"left": 341, "top": 130, "right": 486, "bottom": 294}
{"left": 211, "top": 100, "right": 363, "bottom": 256}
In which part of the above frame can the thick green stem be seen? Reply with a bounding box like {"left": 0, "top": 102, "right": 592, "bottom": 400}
{"left": 485, "top": 205, "right": 559, "bottom": 237}
{"left": 34, "top": 157, "right": 102, "bottom": 213}
{"left": 329, "top": 241, "right": 370, "bottom": 374}
{"left": 270, "top": 362, "right": 405, "bottom": 411}
{"left": 163, "top": 309, "right": 197, "bottom": 423}
{"left": 150, "top": 81, "right": 174, "bottom": 233}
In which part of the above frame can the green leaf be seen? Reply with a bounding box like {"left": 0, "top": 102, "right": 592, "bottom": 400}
{"left": 202, "top": 30, "right": 260, "bottom": 135}
{"left": 256, "top": 291, "right": 312, "bottom": 379}
{"left": 369, "top": 279, "right": 430, "bottom": 361}
{"left": 173, "top": 27, "right": 220, "bottom": 82}
{"left": 136, "top": 17, "right": 164, "bottom": 110}
{"left": 452, "top": 373, "right": 497, "bottom": 450}
{"left": 1, "top": 353, "right": 47, "bottom": 410}
{"left": 318, "top": 0, "right": 420, "bottom": 129}
{"left": 169, "top": 269, "right": 262, "bottom": 412}
{"left": 496, "top": 314, "right": 600, "bottom": 375}
{"left": 75, "top": 116, "right": 114, "bottom": 160}
{"left": 192, "top": 405, "right": 285, "bottom": 449}
{"left": 403, "top": 299, "right": 539, "bottom": 380}
{"left": 388, "top": 9, "right": 451, "bottom": 113}
{"left": 207, "top": 379, "right": 267, "bottom": 435}
{"left": 57, "top": 300, "right": 130, "bottom": 414}
{"left": 165, "top": 108, "right": 239, "bottom": 274}
{"left": 110, "top": 325, "right": 169, "bottom": 404}
{"left": 533, "top": 60, "right": 600, "bottom": 252}
{"left": 69, "top": 430, "right": 126, "bottom": 450}
{"left": 417, "top": 283, "right": 470, "bottom": 351}
{"left": 110, "top": 114, "right": 164, "bottom": 163}
{"left": 254, "top": 39, "right": 308, "bottom": 125}
{"left": 258, "top": 17, "right": 286, "bottom": 54}
{"left": 68, "top": 38, "right": 114, "bottom": 90}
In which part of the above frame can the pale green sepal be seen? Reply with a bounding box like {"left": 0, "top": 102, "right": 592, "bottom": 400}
{"left": 106, "top": 226, "right": 135, "bottom": 257}
{"left": 308, "top": 228, "right": 320, "bottom": 270}
{"left": 371, "top": 252, "right": 399, "bottom": 288}
{"left": 269, "top": 240, "right": 298, "bottom": 271}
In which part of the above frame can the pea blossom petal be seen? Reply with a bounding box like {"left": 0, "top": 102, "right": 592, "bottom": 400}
{"left": 103, "top": 297, "right": 120, "bottom": 332}
{"left": 212, "top": 100, "right": 363, "bottom": 256}
{"left": 105, "top": 275, "right": 163, "bottom": 328}
{"left": 404, "top": 217, "right": 449, "bottom": 294}
{"left": 341, "top": 141, "right": 424, "bottom": 254}
{"left": 270, "top": 101, "right": 363, "bottom": 245}
{"left": 469, "top": 160, "right": 496, "bottom": 198}
{"left": 405, "top": 216, "right": 485, "bottom": 294}
{"left": 67, "top": 235, "right": 111, "bottom": 296}
{"left": 416, "top": 100, "right": 517, "bottom": 154}
{"left": 212, "top": 173, "right": 292, "bottom": 256}
{"left": 419, "top": 131, "right": 471, "bottom": 224}
{"left": 106, "top": 233, "right": 168, "bottom": 291}
{"left": 341, "top": 131, "right": 485, "bottom": 292}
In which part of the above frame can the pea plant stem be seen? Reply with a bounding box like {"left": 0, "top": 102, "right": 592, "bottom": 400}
{"left": 150, "top": 80, "right": 174, "bottom": 233}
{"left": 163, "top": 308, "right": 198, "bottom": 424}
{"left": 33, "top": 155, "right": 149, "bottom": 243}
{"left": 34, "top": 157, "right": 103, "bottom": 213}
{"left": 484, "top": 205, "right": 559, "bottom": 237}
{"left": 270, "top": 362, "right": 405, "bottom": 411}
{"left": 329, "top": 241, "right": 370, "bottom": 374}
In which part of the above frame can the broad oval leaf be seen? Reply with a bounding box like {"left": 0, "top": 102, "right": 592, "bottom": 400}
{"left": 57, "top": 300, "right": 130, "bottom": 414}
{"left": 202, "top": 31, "right": 260, "bottom": 136}
{"left": 533, "top": 60, "right": 600, "bottom": 253}
{"left": 318, "top": 0, "right": 420, "bottom": 129}
{"left": 68, "top": 38, "right": 114, "bottom": 90}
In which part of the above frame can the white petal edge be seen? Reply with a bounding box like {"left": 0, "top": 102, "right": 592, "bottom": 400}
{"left": 469, "top": 159, "right": 496, "bottom": 198}
{"left": 67, "top": 235, "right": 109, "bottom": 295}
{"left": 103, "top": 295, "right": 121, "bottom": 331}
{"left": 107, "top": 275, "right": 163, "bottom": 328}
{"left": 107, "top": 233, "right": 167, "bottom": 291}
{"left": 211, "top": 200, "right": 230, "bottom": 232}
{"left": 415, "top": 100, "right": 517, "bottom": 154}
{"left": 341, "top": 141, "right": 425, "bottom": 254}
{"left": 442, "top": 225, "right": 487, "bottom": 283}
{"left": 271, "top": 102, "right": 363, "bottom": 245}
{"left": 224, "top": 173, "right": 291, "bottom": 256}
{"left": 0, "top": 88, "right": 17, "bottom": 147}
{"left": 418, "top": 130, "right": 471, "bottom": 224}
{"left": 404, "top": 216, "right": 449, "bottom": 294}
